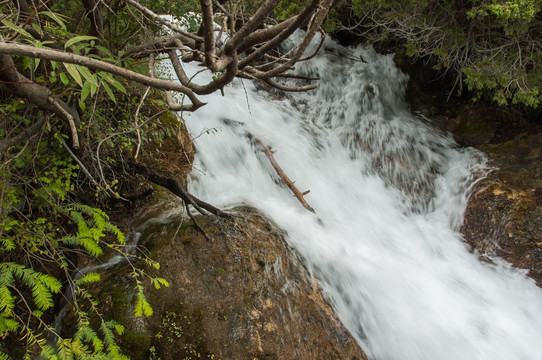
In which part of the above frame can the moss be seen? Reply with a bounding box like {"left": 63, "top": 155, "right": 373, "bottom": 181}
{"left": 122, "top": 331, "right": 152, "bottom": 360}
{"left": 454, "top": 116, "right": 495, "bottom": 146}
{"left": 159, "top": 111, "right": 180, "bottom": 128}
{"left": 181, "top": 235, "right": 192, "bottom": 244}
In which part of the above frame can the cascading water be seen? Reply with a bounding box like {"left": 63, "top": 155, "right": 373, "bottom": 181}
{"left": 167, "top": 32, "right": 542, "bottom": 359}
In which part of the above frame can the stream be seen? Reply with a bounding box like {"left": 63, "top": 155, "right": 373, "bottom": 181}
{"left": 166, "top": 32, "right": 542, "bottom": 359}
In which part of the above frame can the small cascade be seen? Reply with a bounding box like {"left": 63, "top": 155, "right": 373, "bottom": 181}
{"left": 163, "top": 32, "right": 542, "bottom": 360}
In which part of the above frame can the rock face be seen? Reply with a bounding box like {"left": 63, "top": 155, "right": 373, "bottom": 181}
{"left": 462, "top": 132, "right": 542, "bottom": 286}
{"left": 95, "top": 204, "right": 366, "bottom": 360}
{"left": 399, "top": 61, "right": 542, "bottom": 287}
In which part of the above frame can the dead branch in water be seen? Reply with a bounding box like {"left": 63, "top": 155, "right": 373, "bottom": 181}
{"left": 253, "top": 137, "right": 314, "bottom": 213}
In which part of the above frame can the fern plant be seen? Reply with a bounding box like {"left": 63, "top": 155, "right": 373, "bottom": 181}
{"left": 0, "top": 131, "right": 165, "bottom": 360}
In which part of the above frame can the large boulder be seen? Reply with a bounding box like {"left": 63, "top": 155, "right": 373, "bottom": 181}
{"left": 92, "top": 203, "right": 366, "bottom": 360}
{"left": 462, "top": 132, "right": 542, "bottom": 286}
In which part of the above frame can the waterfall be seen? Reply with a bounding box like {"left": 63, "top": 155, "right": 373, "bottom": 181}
{"left": 167, "top": 32, "right": 542, "bottom": 359}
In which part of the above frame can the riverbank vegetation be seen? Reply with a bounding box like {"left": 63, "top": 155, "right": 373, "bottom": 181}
{"left": 0, "top": 0, "right": 334, "bottom": 358}
{"left": 337, "top": 0, "right": 542, "bottom": 109}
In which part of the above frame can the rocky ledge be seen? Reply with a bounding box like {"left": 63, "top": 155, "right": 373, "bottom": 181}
{"left": 462, "top": 132, "right": 542, "bottom": 286}
{"left": 89, "top": 204, "right": 366, "bottom": 360}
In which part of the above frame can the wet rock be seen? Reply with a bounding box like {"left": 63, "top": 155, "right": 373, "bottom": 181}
{"left": 462, "top": 132, "right": 542, "bottom": 286}
{"left": 94, "top": 206, "right": 366, "bottom": 360}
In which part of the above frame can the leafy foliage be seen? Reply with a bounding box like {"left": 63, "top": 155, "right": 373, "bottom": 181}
{"left": 343, "top": 0, "right": 542, "bottom": 107}
{"left": 0, "top": 0, "right": 332, "bottom": 357}
{"left": 0, "top": 2, "right": 176, "bottom": 359}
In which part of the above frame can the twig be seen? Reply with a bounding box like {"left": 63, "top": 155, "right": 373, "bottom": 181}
{"left": 252, "top": 136, "right": 314, "bottom": 212}
{"left": 59, "top": 136, "right": 99, "bottom": 188}
{"left": 185, "top": 202, "right": 211, "bottom": 241}
{"left": 48, "top": 96, "right": 79, "bottom": 149}
{"left": 129, "top": 161, "right": 229, "bottom": 218}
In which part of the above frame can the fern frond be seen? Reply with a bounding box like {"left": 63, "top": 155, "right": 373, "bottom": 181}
{"left": 75, "top": 272, "right": 101, "bottom": 286}
{"left": 39, "top": 344, "right": 57, "bottom": 360}
{"left": 0, "top": 315, "right": 19, "bottom": 334}
{"left": 1, "top": 263, "right": 61, "bottom": 311}
{"left": 0, "top": 237, "right": 16, "bottom": 251}
{"left": 105, "top": 222, "right": 125, "bottom": 245}
{"left": 100, "top": 321, "right": 115, "bottom": 349}
{"left": 92, "top": 336, "right": 104, "bottom": 354}
{"left": 69, "top": 338, "right": 91, "bottom": 358}
{"left": 0, "top": 286, "right": 15, "bottom": 316}
{"left": 133, "top": 287, "right": 153, "bottom": 317}
{"left": 56, "top": 338, "right": 75, "bottom": 360}
{"left": 0, "top": 263, "right": 15, "bottom": 287}
{"left": 0, "top": 351, "right": 12, "bottom": 360}
{"left": 61, "top": 235, "right": 102, "bottom": 258}
{"left": 31, "top": 281, "right": 55, "bottom": 311}
{"left": 79, "top": 236, "right": 103, "bottom": 257}
{"left": 36, "top": 272, "right": 62, "bottom": 293}
{"left": 151, "top": 277, "right": 170, "bottom": 289}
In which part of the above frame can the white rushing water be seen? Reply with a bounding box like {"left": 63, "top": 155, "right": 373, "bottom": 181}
{"left": 168, "top": 32, "right": 542, "bottom": 359}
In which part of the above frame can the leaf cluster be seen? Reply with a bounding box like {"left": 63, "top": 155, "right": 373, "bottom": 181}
{"left": 342, "top": 0, "right": 542, "bottom": 108}
{"left": 0, "top": 3, "right": 177, "bottom": 359}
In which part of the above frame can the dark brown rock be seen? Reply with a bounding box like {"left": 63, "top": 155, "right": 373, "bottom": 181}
{"left": 95, "top": 205, "right": 366, "bottom": 360}
{"left": 462, "top": 132, "right": 542, "bottom": 286}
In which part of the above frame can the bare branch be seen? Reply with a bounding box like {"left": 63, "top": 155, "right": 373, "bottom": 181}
{"left": 48, "top": 96, "right": 79, "bottom": 149}
{"left": 0, "top": 45, "right": 80, "bottom": 126}
{"left": 0, "top": 41, "right": 204, "bottom": 109}
{"left": 237, "top": 0, "right": 323, "bottom": 70}
{"left": 253, "top": 136, "right": 314, "bottom": 212}
{"left": 200, "top": 0, "right": 217, "bottom": 70}
{"left": 122, "top": 34, "right": 196, "bottom": 59}
{"left": 224, "top": 0, "right": 282, "bottom": 54}
{"left": 129, "top": 161, "right": 230, "bottom": 218}
{"left": 262, "top": 78, "right": 317, "bottom": 92}
{"left": 0, "top": 118, "right": 46, "bottom": 157}
{"left": 125, "top": 0, "right": 203, "bottom": 43}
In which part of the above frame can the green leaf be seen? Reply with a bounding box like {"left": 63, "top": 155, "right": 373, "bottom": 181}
{"left": 134, "top": 290, "right": 153, "bottom": 317}
{"left": 76, "top": 272, "right": 100, "bottom": 285}
{"left": 31, "top": 23, "right": 44, "bottom": 37}
{"left": 64, "top": 36, "right": 99, "bottom": 50}
{"left": 95, "top": 46, "right": 114, "bottom": 60}
{"left": 75, "top": 65, "right": 98, "bottom": 86}
{"left": 64, "top": 64, "right": 83, "bottom": 87}
{"left": 152, "top": 277, "right": 170, "bottom": 289}
{"left": 0, "top": 350, "right": 12, "bottom": 360}
{"left": 101, "top": 82, "right": 116, "bottom": 103}
{"left": 0, "top": 237, "right": 16, "bottom": 251}
{"left": 101, "top": 73, "right": 126, "bottom": 94}
{"left": 114, "top": 324, "right": 124, "bottom": 336}
{"left": 81, "top": 81, "right": 91, "bottom": 103}
{"left": 39, "top": 11, "right": 67, "bottom": 31}
{"left": 0, "top": 315, "right": 19, "bottom": 334}
{"left": 2, "top": 19, "right": 33, "bottom": 39}
{"left": 0, "top": 286, "right": 14, "bottom": 316}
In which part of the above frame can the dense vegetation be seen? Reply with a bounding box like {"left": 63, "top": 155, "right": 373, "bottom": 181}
{"left": 0, "top": 0, "right": 333, "bottom": 358}
{"left": 339, "top": 0, "right": 542, "bottom": 108}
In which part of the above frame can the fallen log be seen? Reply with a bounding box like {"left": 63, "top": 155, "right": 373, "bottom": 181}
{"left": 253, "top": 137, "right": 315, "bottom": 213}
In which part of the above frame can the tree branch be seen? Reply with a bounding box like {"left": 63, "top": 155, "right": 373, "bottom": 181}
{"left": 200, "top": 0, "right": 217, "bottom": 70}
{"left": 0, "top": 117, "right": 46, "bottom": 157}
{"left": 129, "top": 161, "right": 230, "bottom": 218}
{"left": 122, "top": 33, "right": 196, "bottom": 59}
{"left": 0, "top": 41, "right": 205, "bottom": 109}
{"left": 125, "top": 0, "right": 203, "bottom": 43}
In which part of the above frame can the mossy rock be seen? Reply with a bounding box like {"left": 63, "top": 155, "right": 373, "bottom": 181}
{"left": 91, "top": 207, "right": 367, "bottom": 360}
